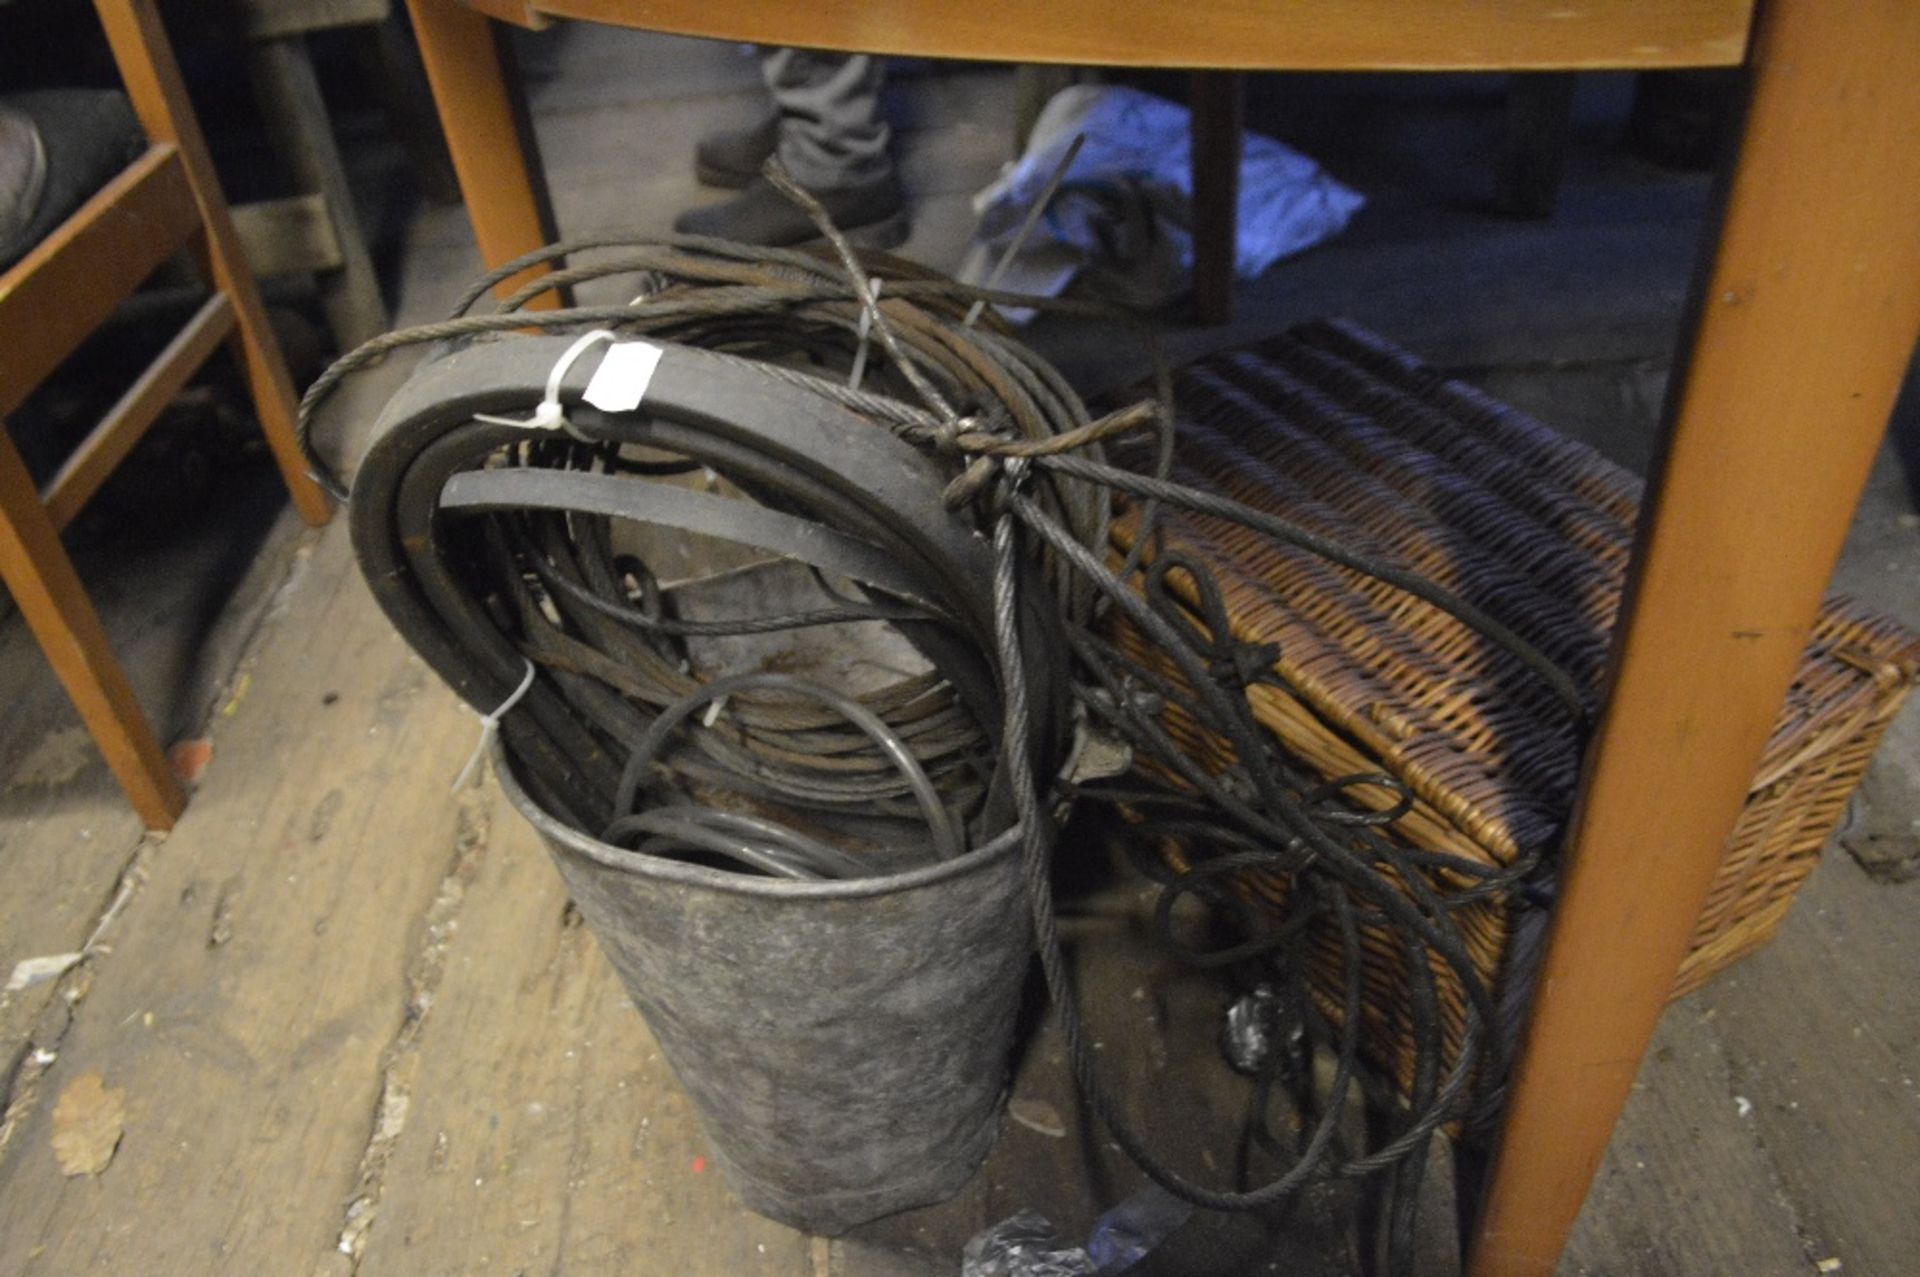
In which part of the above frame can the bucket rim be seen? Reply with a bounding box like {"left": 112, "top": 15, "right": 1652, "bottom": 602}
{"left": 489, "top": 738, "right": 1023, "bottom": 899}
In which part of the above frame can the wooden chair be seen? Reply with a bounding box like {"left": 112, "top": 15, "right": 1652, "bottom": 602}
{"left": 0, "top": 0, "right": 333, "bottom": 830}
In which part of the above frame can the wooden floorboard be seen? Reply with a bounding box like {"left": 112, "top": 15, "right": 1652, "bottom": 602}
{"left": 0, "top": 774, "right": 147, "bottom": 1125}
{"left": 0, "top": 516, "right": 481, "bottom": 1273}
{"left": 353, "top": 792, "right": 813, "bottom": 1276}
{"left": 1563, "top": 1007, "right": 1813, "bottom": 1274}
{"left": 1692, "top": 857, "right": 1920, "bottom": 1275}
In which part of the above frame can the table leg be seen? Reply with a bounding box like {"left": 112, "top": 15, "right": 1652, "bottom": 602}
{"left": 404, "top": 0, "right": 560, "bottom": 306}
{"left": 1466, "top": 2, "right": 1920, "bottom": 1274}
{"left": 1189, "top": 71, "right": 1242, "bottom": 326}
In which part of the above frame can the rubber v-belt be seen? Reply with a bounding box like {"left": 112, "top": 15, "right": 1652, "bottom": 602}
{"left": 347, "top": 336, "right": 1067, "bottom": 837}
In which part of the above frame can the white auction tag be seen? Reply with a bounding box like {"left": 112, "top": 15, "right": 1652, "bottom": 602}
{"left": 582, "top": 341, "right": 664, "bottom": 413}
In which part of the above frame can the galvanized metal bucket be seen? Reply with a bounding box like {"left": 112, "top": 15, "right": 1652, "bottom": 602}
{"left": 491, "top": 740, "right": 1030, "bottom": 1235}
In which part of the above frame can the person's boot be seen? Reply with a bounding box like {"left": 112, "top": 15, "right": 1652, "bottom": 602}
{"left": 673, "top": 171, "right": 909, "bottom": 250}
{"left": 694, "top": 115, "right": 780, "bottom": 189}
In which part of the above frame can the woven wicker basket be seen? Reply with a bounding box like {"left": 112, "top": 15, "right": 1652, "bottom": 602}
{"left": 1110, "top": 317, "right": 1920, "bottom": 1093}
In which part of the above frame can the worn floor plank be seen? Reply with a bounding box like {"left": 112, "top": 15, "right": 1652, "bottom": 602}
{"left": 0, "top": 471, "right": 304, "bottom": 1109}
{"left": 1691, "top": 855, "right": 1920, "bottom": 1276}
{"left": 1563, "top": 1007, "right": 1814, "bottom": 1275}
{"left": 0, "top": 517, "right": 480, "bottom": 1273}
{"left": 353, "top": 789, "right": 812, "bottom": 1276}
{"left": 0, "top": 741, "right": 144, "bottom": 976}
{"left": 0, "top": 773, "right": 146, "bottom": 1137}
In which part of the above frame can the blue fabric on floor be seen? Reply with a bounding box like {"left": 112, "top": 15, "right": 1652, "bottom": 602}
{"left": 960, "top": 85, "right": 1365, "bottom": 314}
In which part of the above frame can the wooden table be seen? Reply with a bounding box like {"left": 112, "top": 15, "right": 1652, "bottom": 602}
{"left": 399, "top": 2, "right": 1920, "bottom": 1272}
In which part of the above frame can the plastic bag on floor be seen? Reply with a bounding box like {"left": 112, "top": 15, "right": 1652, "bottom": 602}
{"left": 961, "top": 1187, "right": 1193, "bottom": 1276}
{"left": 959, "top": 84, "right": 1364, "bottom": 317}
{"left": 960, "top": 1210, "right": 1097, "bottom": 1277}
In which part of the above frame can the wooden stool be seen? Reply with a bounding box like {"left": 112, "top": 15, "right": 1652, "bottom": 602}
{"left": 234, "top": 0, "right": 393, "bottom": 350}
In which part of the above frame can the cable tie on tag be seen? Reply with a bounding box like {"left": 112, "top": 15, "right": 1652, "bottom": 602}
{"left": 452, "top": 660, "right": 537, "bottom": 792}
{"left": 473, "top": 329, "right": 615, "bottom": 442}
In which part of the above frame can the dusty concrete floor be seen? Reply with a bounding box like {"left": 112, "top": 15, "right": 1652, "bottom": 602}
{"left": 0, "top": 26, "right": 1914, "bottom": 1276}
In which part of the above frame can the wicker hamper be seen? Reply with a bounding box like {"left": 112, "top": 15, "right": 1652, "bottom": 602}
{"left": 1110, "top": 317, "right": 1920, "bottom": 1095}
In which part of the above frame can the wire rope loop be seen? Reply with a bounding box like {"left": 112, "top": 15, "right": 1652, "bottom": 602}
{"left": 1303, "top": 772, "right": 1416, "bottom": 828}
{"left": 610, "top": 670, "right": 966, "bottom": 866}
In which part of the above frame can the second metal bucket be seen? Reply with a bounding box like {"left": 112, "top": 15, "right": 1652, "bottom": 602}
{"left": 492, "top": 740, "right": 1031, "bottom": 1235}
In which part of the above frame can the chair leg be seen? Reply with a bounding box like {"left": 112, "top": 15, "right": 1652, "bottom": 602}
{"left": 92, "top": 0, "right": 333, "bottom": 528}
{"left": 1189, "top": 71, "right": 1243, "bottom": 326}
{"left": 0, "top": 430, "right": 183, "bottom": 829}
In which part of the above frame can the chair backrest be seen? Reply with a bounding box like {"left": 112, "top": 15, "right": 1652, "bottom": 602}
{"left": 0, "top": 0, "right": 329, "bottom": 530}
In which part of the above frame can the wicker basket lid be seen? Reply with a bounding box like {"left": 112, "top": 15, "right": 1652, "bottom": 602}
{"left": 1113, "top": 318, "right": 1920, "bottom": 867}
